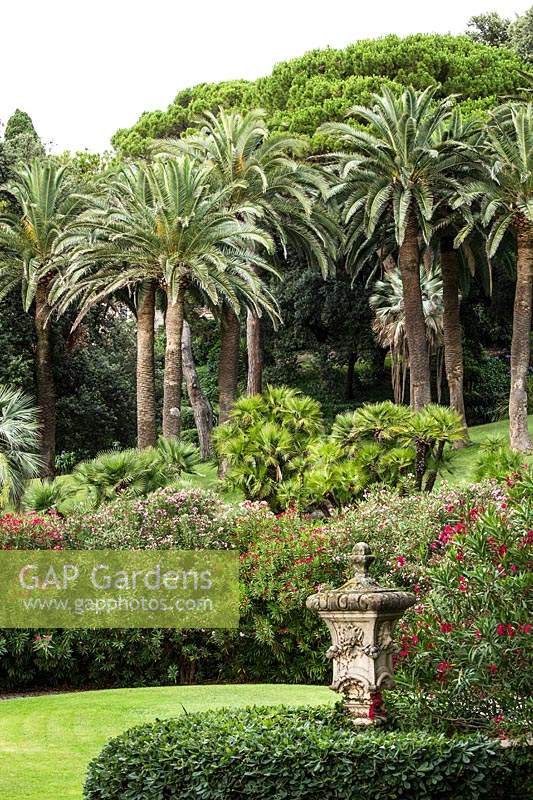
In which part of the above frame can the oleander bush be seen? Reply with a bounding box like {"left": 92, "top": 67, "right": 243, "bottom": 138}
{"left": 84, "top": 704, "right": 532, "bottom": 800}
{"left": 1, "top": 476, "right": 531, "bottom": 726}
{"left": 388, "top": 471, "right": 533, "bottom": 737}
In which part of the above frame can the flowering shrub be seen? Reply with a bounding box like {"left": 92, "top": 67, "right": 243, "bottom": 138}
{"left": 0, "top": 511, "right": 66, "bottom": 550}
{"left": 331, "top": 482, "right": 499, "bottom": 590}
{"left": 234, "top": 507, "right": 351, "bottom": 683}
{"left": 62, "top": 487, "right": 236, "bottom": 550}
{"left": 387, "top": 478, "right": 533, "bottom": 737}
{"left": 0, "top": 477, "right": 531, "bottom": 733}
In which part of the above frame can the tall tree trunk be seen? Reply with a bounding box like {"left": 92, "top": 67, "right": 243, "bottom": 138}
{"left": 398, "top": 211, "right": 432, "bottom": 409}
{"left": 182, "top": 320, "right": 213, "bottom": 459}
{"left": 509, "top": 223, "right": 533, "bottom": 453}
{"left": 441, "top": 241, "right": 469, "bottom": 445}
{"left": 246, "top": 309, "right": 262, "bottom": 396}
{"left": 218, "top": 306, "right": 240, "bottom": 424}
{"left": 34, "top": 282, "right": 56, "bottom": 477}
{"left": 162, "top": 287, "right": 186, "bottom": 438}
{"left": 136, "top": 281, "right": 157, "bottom": 448}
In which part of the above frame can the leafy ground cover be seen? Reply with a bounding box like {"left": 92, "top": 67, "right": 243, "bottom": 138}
{"left": 0, "top": 684, "right": 334, "bottom": 800}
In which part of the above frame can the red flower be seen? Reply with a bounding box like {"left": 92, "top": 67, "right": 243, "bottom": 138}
{"left": 368, "top": 692, "right": 383, "bottom": 721}
{"left": 520, "top": 623, "right": 532, "bottom": 634}
{"left": 498, "top": 544, "right": 507, "bottom": 558}
{"left": 458, "top": 576, "right": 468, "bottom": 591}
{"left": 488, "top": 663, "right": 498, "bottom": 675}
{"left": 497, "top": 624, "right": 506, "bottom": 636}
{"left": 474, "top": 629, "right": 482, "bottom": 640}
{"left": 439, "top": 622, "right": 453, "bottom": 633}
{"left": 396, "top": 556, "right": 406, "bottom": 567}
{"left": 436, "top": 661, "right": 452, "bottom": 675}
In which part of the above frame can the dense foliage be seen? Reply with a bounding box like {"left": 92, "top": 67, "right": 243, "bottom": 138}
{"left": 84, "top": 704, "right": 531, "bottom": 800}
{"left": 215, "top": 389, "right": 465, "bottom": 510}
{"left": 112, "top": 35, "right": 525, "bottom": 156}
{"left": 2, "top": 473, "right": 531, "bottom": 741}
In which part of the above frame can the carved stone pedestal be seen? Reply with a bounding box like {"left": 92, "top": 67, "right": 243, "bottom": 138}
{"left": 306, "top": 542, "right": 416, "bottom": 725}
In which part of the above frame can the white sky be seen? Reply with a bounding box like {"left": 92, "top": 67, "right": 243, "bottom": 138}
{"left": 2, "top": 0, "right": 529, "bottom": 153}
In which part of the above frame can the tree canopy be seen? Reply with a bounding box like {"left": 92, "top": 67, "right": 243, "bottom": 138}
{"left": 112, "top": 34, "right": 525, "bottom": 156}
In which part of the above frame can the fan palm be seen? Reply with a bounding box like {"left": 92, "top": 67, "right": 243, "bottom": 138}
{"left": 52, "top": 156, "right": 277, "bottom": 439}
{"left": 457, "top": 103, "right": 533, "bottom": 451}
{"left": 369, "top": 265, "right": 444, "bottom": 405}
{"left": 322, "top": 87, "right": 466, "bottom": 410}
{"left": 154, "top": 109, "right": 339, "bottom": 400}
{"left": 0, "top": 385, "right": 42, "bottom": 506}
{"left": 0, "top": 160, "right": 84, "bottom": 474}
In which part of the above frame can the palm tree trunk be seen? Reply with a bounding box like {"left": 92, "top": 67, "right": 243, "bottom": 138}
{"left": 218, "top": 306, "right": 240, "bottom": 424}
{"left": 162, "top": 287, "right": 186, "bottom": 439}
{"left": 246, "top": 308, "right": 262, "bottom": 396}
{"left": 509, "top": 223, "right": 533, "bottom": 452}
{"left": 345, "top": 351, "right": 356, "bottom": 400}
{"left": 34, "top": 281, "right": 55, "bottom": 477}
{"left": 182, "top": 320, "right": 213, "bottom": 459}
{"left": 398, "top": 211, "right": 432, "bottom": 409}
{"left": 441, "top": 242, "right": 469, "bottom": 444}
{"left": 136, "top": 281, "right": 157, "bottom": 448}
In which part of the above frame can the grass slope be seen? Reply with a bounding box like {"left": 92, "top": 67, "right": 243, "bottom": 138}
{"left": 443, "top": 415, "right": 533, "bottom": 485}
{"left": 0, "top": 684, "right": 334, "bottom": 800}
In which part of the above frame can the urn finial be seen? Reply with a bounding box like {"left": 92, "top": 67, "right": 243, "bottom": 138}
{"left": 350, "top": 542, "right": 375, "bottom": 577}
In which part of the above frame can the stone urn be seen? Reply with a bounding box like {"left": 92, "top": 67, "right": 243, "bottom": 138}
{"left": 306, "top": 542, "right": 416, "bottom": 725}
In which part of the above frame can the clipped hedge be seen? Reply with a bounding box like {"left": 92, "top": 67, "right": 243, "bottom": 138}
{"left": 84, "top": 705, "right": 531, "bottom": 800}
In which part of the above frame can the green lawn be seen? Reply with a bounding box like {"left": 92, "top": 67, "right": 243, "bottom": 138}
{"left": 0, "top": 683, "right": 334, "bottom": 800}
{"left": 443, "top": 415, "right": 533, "bottom": 485}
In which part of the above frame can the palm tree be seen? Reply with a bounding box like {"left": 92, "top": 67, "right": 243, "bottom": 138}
{"left": 154, "top": 109, "right": 338, "bottom": 401}
{"left": 322, "top": 87, "right": 467, "bottom": 410}
{"left": 52, "top": 156, "right": 277, "bottom": 441}
{"left": 459, "top": 103, "right": 533, "bottom": 452}
{"left": 0, "top": 385, "right": 42, "bottom": 507}
{"left": 369, "top": 265, "right": 444, "bottom": 404}
{"left": 0, "top": 160, "right": 84, "bottom": 475}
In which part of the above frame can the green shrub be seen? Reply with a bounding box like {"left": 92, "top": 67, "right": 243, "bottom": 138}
{"left": 84, "top": 705, "right": 531, "bottom": 800}
{"left": 475, "top": 436, "right": 525, "bottom": 481}
{"left": 216, "top": 390, "right": 465, "bottom": 511}
{"left": 22, "top": 438, "right": 202, "bottom": 512}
